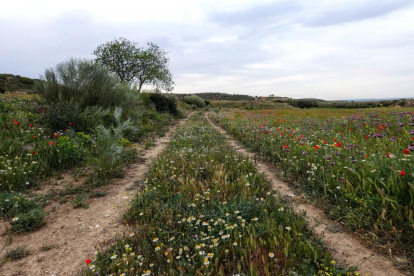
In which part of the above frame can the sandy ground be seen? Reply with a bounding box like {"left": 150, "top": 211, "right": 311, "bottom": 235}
{"left": 206, "top": 113, "right": 409, "bottom": 276}
{"left": 0, "top": 115, "right": 190, "bottom": 276}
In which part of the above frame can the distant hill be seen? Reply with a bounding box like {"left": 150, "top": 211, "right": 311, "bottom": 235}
{"left": 0, "top": 74, "right": 38, "bottom": 93}
{"left": 297, "top": 98, "right": 326, "bottom": 102}
{"left": 176, "top": 92, "right": 255, "bottom": 101}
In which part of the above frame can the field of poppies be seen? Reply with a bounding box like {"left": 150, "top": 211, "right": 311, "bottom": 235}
{"left": 84, "top": 113, "right": 358, "bottom": 276}
{"left": 211, "top": 108, "right": 414, "bottom": 264}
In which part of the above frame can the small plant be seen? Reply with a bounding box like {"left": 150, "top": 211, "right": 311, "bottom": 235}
{"left": 72, "top": 193, "right": 89, "bottom": 208}
{"left": 5, "top": 246, "right": 29, "bottom": 260}
{"left": 90, "top": 191, "right": 106, "bottom": 198}
{"left": 10, "top": 209, "right": 46, "bottom": 233}
{"left": 41, "top": 244, "right": 57, "bottom": 251}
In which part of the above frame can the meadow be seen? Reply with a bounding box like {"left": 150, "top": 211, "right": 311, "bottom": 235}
{"left": 211, "top": 108, "right": 414, "bottom": 266}
{"left": 83, "top": 113, "right": 358, "bottom": 276}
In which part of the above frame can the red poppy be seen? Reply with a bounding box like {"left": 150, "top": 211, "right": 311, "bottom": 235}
{"left": 54, "top": 134, "right": 58, "bottom": 138}
{"left": 333, "top": 138, "right": 337, "bottom": 141}
{"left": 33, "top": 135, "right": 37, "bottom": 139}
{"left": 29, "top": 123, "right": 34, "bottom": 127}
{"left": 85, "top": 258, "right": 92, "bottom": 264}
{"left": 403, "top": 149, "right": 411, "bottom": 155}
{"left": 412, "top": 137, "right": 414, "bottom": 141}
{"left": 264, "top": 130, "right": 269, "bottom": 134}
{"left": 365, "top": 155, "right": 369, "bottom": 159}
{"left": 334, "top": 142, "right": 342, "bottom": 147}
{"left": 386, "top": 153, "right": 391, "bottom": 158}
{"left": 283, "top": 145, "right": 288, "bottom": 149}
{"left": 32, "top": 151, "right": 37, "bottom": 155}
{"left": 400, "top": 170, "right": 406, "bottom": 176}
{"left": 69, "top": 122, "right": 73, "bottom": 126}
{"left": 65, "top": 128, "right": 69, "bottom": 132}
{"left": 14, "top": 121, "right": 19, "bottom": 125}
{"left": 365, "top": 136, "right": 369, "bottom": 140}
{"left": 314, "top": 145, "right": 319, "bottom": 150}
{"left": 49, "top": 142, "right": 55, "bottom": 146}
{"left": 323, "top": 141, "right": 327, "bottom": 144}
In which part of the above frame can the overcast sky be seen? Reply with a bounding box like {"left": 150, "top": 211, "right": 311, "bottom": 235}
{"left": 1, "top": 0, "right": 413, "bottom": 100}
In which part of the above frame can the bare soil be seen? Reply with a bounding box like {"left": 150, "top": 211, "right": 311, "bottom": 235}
{"left": 206, "top": 113, "right": 409, "bottom": 276}
{"left": 0, "top": 116, "right": 190, "bottom": 276}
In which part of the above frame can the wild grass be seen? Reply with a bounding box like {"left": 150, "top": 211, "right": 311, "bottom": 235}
{"left": 211, "top": 108, "right": 414, "bottom": 268}
{"left": 82, "top": 113, "right": 357, "bottom": 275}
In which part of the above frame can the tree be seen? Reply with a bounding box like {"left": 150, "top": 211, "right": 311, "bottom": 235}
{"left": 93, "top": 38, "right": 174, "bottom": 92}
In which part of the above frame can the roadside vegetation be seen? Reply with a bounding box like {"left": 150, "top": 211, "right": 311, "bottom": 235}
{"left": 211, "top": 108, "right": 414, "bottom": 270}
{"left": 83, "top": 113, "right": 357, "bottom": 276}
{"left": 0, "top": 39, "right": 180, "bottom": 236}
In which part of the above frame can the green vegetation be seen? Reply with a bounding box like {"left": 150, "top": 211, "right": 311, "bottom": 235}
{"left": 4, "top": 246, "right": 29, "bottom": 261}
{"left": 0, "top": 55, "right": 183, "bottom": 233}
{"left": 211, "top": 100, "right": 292, "bottom": 110}
{"left": 183, "top": 95, "right": 206, "bottom": 108}
{"left": 212, "top": 108, "right": 414, "bottom": 268}
{"left": 94, "top": 37, "right": 174, "bottom": 92}
{"left": 83, "top": 113, "right": 356, "bottom": 276}
{"left": 0, "top": 74, "right": 37, "bottom": 93}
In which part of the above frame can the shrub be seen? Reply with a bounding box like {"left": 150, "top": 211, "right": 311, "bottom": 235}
{"left": 183, "top": 95, "right": 205, "bottom": 108}
{"left": 87, "top": 108, "right": 138, "bottom": 183}
{"left": 35, "top": 58, "right": 142, "bottom": 114}
{"left": 148, "top": 93, "right": 178, "bottom": 115}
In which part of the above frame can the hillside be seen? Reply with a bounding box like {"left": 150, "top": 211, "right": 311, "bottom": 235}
{"left": 0, "top": 74, "right": 38, "bottom": 93}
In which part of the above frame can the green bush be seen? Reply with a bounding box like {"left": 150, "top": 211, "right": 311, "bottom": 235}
{"left": 148, "top": 93, "right": 178, "bottom": 115}
{"left": 87, "top": 108, "right": 138, "bottom": 184}
{"left": 183, "top": 95, "right": 205, "bottom": 108}
{"left": 35, "top": 58, "right": 142, "bottom": 112}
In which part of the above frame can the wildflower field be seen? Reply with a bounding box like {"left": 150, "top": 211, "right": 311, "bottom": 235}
{"left": 211, "top": 108, "right": 414, "bottom": 264}
{"left": 84, "top": 113, "right": 357, "bottom": 276}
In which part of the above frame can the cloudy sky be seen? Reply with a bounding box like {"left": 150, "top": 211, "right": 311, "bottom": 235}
{"left": 1, "top": 0, "right": 413, "bottom": 100}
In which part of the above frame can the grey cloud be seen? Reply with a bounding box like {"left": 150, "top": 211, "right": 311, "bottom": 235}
{"left": 209, "top": 1, "right": 301, "bottom": 26}
{"left": 306, "top": 0, "right": 414, "bottom": 27}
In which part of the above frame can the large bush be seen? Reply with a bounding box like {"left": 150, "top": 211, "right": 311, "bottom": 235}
{"left": 35, "top": 58, "right": 143, "bottom": 132}
{"left": 35, "top": 58, "right": 141, "bottom": 110}
{"left": 183, "top": 95, "right": 205, "bottom": 108}
{"left": 148, "top": 93, "right": 178, "bottom": 115}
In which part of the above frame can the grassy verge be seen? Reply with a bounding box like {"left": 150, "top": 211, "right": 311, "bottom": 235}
{"left": 83, "top": 113, "right": 356, "bottom": 275}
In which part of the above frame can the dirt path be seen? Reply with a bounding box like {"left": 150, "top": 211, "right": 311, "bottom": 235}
{"left": 0, "top": 115, "right": 191, "bottom": 276}
{"left": 206, "top": 113, "right": 408, "bottom": 276}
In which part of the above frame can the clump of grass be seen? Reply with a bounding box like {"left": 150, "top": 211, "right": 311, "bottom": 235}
{"left": 90, "top": 191, "right": 106, "bottom": 198}
{"left": 10, "top": 209, "right": 46, "bottom": 233}
{"left": 41, "top": 244, "right": 58, "bottom": 251}
{"left": 72, "top": 193, "right": 89, "bottom": 208}
{"left": 5, "top": 246, "right": 29, "bottom": 261}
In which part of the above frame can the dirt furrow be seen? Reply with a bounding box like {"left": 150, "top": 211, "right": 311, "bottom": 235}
{"left": 0, "top": 115, "right": 190, "bottom": 276}
{"left": 206, "top": 113, "right": 407, "bottom": 276}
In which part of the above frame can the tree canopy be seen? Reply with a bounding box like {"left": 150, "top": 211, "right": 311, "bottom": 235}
{"left": 93, "top": 38, "right": 174, "bottom": 92}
